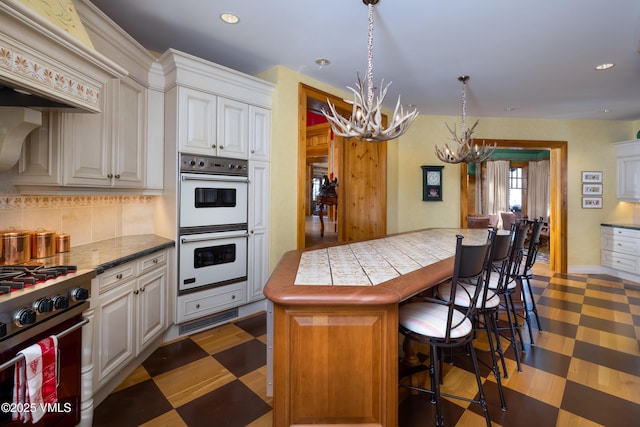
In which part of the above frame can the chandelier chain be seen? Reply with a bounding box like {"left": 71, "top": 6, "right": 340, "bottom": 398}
{"left": 366, "top": 2, "right": 374, "bottom": 111}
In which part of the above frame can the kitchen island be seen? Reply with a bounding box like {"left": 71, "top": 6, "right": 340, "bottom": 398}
{"left": 264, "top": 228, "right": 489, "bottom": 427}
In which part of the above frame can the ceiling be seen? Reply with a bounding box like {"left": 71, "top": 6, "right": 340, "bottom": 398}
{"left": 89, "top": 0, "right": 640, "bottom": 121}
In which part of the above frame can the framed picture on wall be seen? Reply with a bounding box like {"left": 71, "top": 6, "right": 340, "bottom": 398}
{"left": 582, "top": 183, "right": 603, "bottom": 195}
{"left": 582, "top": 197, "right": 602, "bottom": 208}
{"left": 421, "top": 165, "right": 444, "bottom": 201}
{"left": 581, "top": 171, "right": 602, "bottom": 183}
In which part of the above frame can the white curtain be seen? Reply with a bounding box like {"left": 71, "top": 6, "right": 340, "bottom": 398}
{"left": 528, "top": 160, "right": 550, "bottom": 220}
{"left": 485, "top": 160, "right": 510, "bottom": 218}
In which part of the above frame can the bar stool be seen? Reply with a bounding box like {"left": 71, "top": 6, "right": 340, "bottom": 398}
{"left": 399, "top": 230, "right": 494, "bottom": 427}
{"left": 435, "top": 228, "right": 511, "bottom": 411}
{"left": 487, "top": 220, "right": 528, "bottom": 372}
{"left": 518, "top": 217, "right": 544, "bottom": 343}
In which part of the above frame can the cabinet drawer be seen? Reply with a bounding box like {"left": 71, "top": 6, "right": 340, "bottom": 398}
{"left": 177, "top": 283, "right": 246, "bottom": 323}
{"left": 601, "top": 226, "right": 640, "bottom": 239}
{"left": 137, "top": 250, "right": 167, "bottom": 275}
{"left": 98, "top": 264, "right": 136, "bottom": 294}
{"left": 601, "top": 249, "right": 640, "bottom": 274}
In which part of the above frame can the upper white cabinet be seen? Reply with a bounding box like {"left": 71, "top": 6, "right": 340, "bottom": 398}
{"left": 249, "top": 106, "right": 271, "bottom": 161}
{"left": 176, "top": 88, "right": 249, "bottom": 158}
{"left": 616, "top": 139, "right": 640, "bottom": 201}
{"left": 63, "top": 76, "right": 145, "bottom": 188}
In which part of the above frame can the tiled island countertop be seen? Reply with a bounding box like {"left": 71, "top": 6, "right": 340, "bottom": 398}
{"left": 39, "top": 234, "right": 175, "bottom": 273}
{"left": 265, "top": 228, "right": 490, "bottom": 305}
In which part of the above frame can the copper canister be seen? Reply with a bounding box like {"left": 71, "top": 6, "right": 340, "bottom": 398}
{"left": 55, "top": 233, "right": 71, "bottom": 253}
{"left": 31, "top": 229, "right": 55, "bottom": 259}
{"left": 0, "top": 229, "right": 31, "bottom": 265}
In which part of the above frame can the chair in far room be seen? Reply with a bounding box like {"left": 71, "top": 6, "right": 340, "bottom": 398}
{"left": 467, "top": 214, "right": 490, "bottom": 229}
{"left": 399, "top": 230, "right": 495, "bottom": 427}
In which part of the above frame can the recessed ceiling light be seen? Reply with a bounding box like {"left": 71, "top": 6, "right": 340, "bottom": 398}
{"left": 504, "top": 107, "right": 515, "bottom": 112}
{"left": 315, "top": 58, "right": 330, "bottom": 67}
{"left": 595, "top": 63, "right": 614, "bottom": 70}
{"left": 602, "top": 108, "right": 611, "bottom": 113}
{"left": 220, "top": 12, "right": 239, "bottom": 24}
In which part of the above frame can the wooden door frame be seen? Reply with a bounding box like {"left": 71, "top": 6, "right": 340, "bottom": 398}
{"left": 460, "top": 139, "right": 568, "bottom": 273}
{"left": 298, "top": 84, "right": 351, "bottom": 249}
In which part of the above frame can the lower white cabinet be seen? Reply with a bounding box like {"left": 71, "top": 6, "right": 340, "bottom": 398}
{"left": 93, "top": 250, "right": 168, "bottom": 390}
{"left": 601, "top": 226, "right": 640, "bottom": 277}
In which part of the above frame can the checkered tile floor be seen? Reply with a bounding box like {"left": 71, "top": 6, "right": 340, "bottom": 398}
{"left": 94, "top": 263, "right": 640, "bottom": 427}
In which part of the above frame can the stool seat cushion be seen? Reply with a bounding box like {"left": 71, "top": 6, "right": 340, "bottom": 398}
{"left": 399, "top": 302, "right": 472, "bottom": 339}
{"left": 437, "top": 282, "right": 500, "bottom": 309}
{"left": 487, "top": 273, "right": 516, "bottom": 291}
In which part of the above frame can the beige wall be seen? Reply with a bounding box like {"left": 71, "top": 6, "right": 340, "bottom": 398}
{"left": 261, "top": 66, "right": 639, "bottom": 273}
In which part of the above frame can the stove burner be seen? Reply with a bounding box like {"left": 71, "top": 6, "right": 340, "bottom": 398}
{"left": 0, "top": 265, "right": 78, "bottom": 296}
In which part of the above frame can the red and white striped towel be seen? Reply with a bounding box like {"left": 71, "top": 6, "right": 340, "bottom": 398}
{"left": 12, "top": 336, "right": 58, "bottom": 423}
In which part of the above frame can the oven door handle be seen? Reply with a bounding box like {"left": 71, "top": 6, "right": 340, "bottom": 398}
{"left": 181, "top": 233, "right": 250, "bottom": 244}
{"left": 181, "top": 174, "right": 250, "bottom": 184}
{"left": 0, "top": 318, "right": 89, "bottom": 373}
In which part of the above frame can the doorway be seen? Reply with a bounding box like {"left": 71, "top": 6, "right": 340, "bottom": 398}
{"left": 460, "top": 139, "right": 568, "bottom": 273}
{"left": 297, "top": 83, "right": 388, "bottom": 249}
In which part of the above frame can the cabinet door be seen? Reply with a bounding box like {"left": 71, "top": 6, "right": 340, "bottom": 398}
{"left": 248, "top": 161, "right": 270, "bottom": 301}
{"left": 136, "top": 267, "right": 167, "bottom": 352}
{"left": 217, "top": 97, "right": 248, "bottom": 159}
{"left": 112, "top": 77, "right": 145, "bottom": 188}
{"left": 96, "top": 281, "right": 135, "bottom": 386}
{"left": 62, "top": 82, "right": 112, "bottom": 186}
{"left": 249, "top": 106, "right": 270, "bottom": 161}
{"left": 178, "top": 87, "right": 217, "bottom": 155}
{"left": 617, "top": 155, "right": 640, "bottom": 201}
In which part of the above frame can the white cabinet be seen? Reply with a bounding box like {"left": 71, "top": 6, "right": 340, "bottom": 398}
{"left": 249, "top": 106, "right": 271, "bottom": 161}
{"left": 14, "top": 77, "right": 146, "bottom": 189}
{"left": 93, "top": 250, "right": 168, "bottom": 389}
{"left": 177, "top": 87, "right": 217, "bottom": 155}
{"left": 217, "top": 97, "right": 249, "bottom": 158}
{"left": 63, "top": 77, "right": 145, "bottom": 188}
{"left": 601, "top": 226, "right": 640, "bottom": 277}
{"left": 248, "top": 161, "right": 270, "bottom": 301}
{"left": 615, "top": 139, "right": 640, "bottom": 202}
{"left": 176, "top": 87, "right": 249, "bottom": 159}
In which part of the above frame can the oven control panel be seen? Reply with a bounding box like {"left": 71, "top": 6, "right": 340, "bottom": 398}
{"left": 180, "top": 153, "right": 248, "bottom": 176}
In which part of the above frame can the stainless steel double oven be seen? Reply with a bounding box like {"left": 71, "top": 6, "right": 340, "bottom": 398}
{"left": 178, "top": 154, "right": 249, "bottom": 301}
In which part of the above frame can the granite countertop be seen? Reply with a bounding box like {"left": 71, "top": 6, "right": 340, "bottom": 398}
{"left": 601, "top": 223, "right": 640, "bottom": 231}
{"left": 39, "top": 234, "right": 175, "bottom": 274}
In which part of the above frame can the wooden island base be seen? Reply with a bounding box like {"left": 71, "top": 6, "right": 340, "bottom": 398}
{"left": 264, "top": 228, "right": 489, "bottom": 426}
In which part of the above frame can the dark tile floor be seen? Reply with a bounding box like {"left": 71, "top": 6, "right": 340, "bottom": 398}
{"left": 94, "top": 264, "right": 640, "bottom": 426}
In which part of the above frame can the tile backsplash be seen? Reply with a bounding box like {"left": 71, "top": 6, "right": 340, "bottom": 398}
{"left": 0, "top": 195, "right": 156, "bottom": 247}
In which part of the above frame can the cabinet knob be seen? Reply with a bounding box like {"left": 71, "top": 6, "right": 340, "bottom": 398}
{"left": 133, "top": 289, "right": 139, "bottom": 295}
{"left": 219, "top": 145, "right": 224, "bottom": 150}
{"left": 116, "top": 273, "right": 123, "bottom": 279}
{"left": 211, "top": 145, "right": 216, "bottom": 149}
{"left": 231, "top": 294, "right": 236, "bottom": 300}
{"left": 196, "top": 304, "right": 200, "bottom": 309}
{"left": 140, "top": 287, "right": 145, "bottom": 292}
{"left": 251, "top": 149, "right": 255, "bottom": 153}
{"left": 107, "top": 174, "right": 113, "bottom": 179}
{"left": 114, "top": 174, "right": 120, "bottom": 179}
{"left": 153, "top": 259, "right": 159, "bottom": 264}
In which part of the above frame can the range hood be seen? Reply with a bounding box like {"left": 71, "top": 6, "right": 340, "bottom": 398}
{"left": 0, "top": 0, "right": 127, "bottom": 171}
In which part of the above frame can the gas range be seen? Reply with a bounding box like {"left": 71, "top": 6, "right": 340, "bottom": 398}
{"left": 0, "top": 264, "right": 96, "bottom": 350}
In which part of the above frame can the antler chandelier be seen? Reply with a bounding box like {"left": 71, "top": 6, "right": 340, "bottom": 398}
{"left": 322, "top": 0, "right": 418, "bottom": 143}
{"left": 435, "top": 76, "right": 496, "bottom": 163}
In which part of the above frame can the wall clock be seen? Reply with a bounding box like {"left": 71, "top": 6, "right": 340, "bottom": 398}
{"left": 421, "top": 165, "right": 444, "bottom": 201}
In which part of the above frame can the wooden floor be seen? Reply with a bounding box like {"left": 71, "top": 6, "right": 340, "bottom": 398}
{"left": 94, "top": 259, "right": 640, "bottom": 427}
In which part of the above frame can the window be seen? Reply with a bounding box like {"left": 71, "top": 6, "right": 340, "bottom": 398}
{"left": 508, "top": 164, "right": 528, "bottom": 215}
